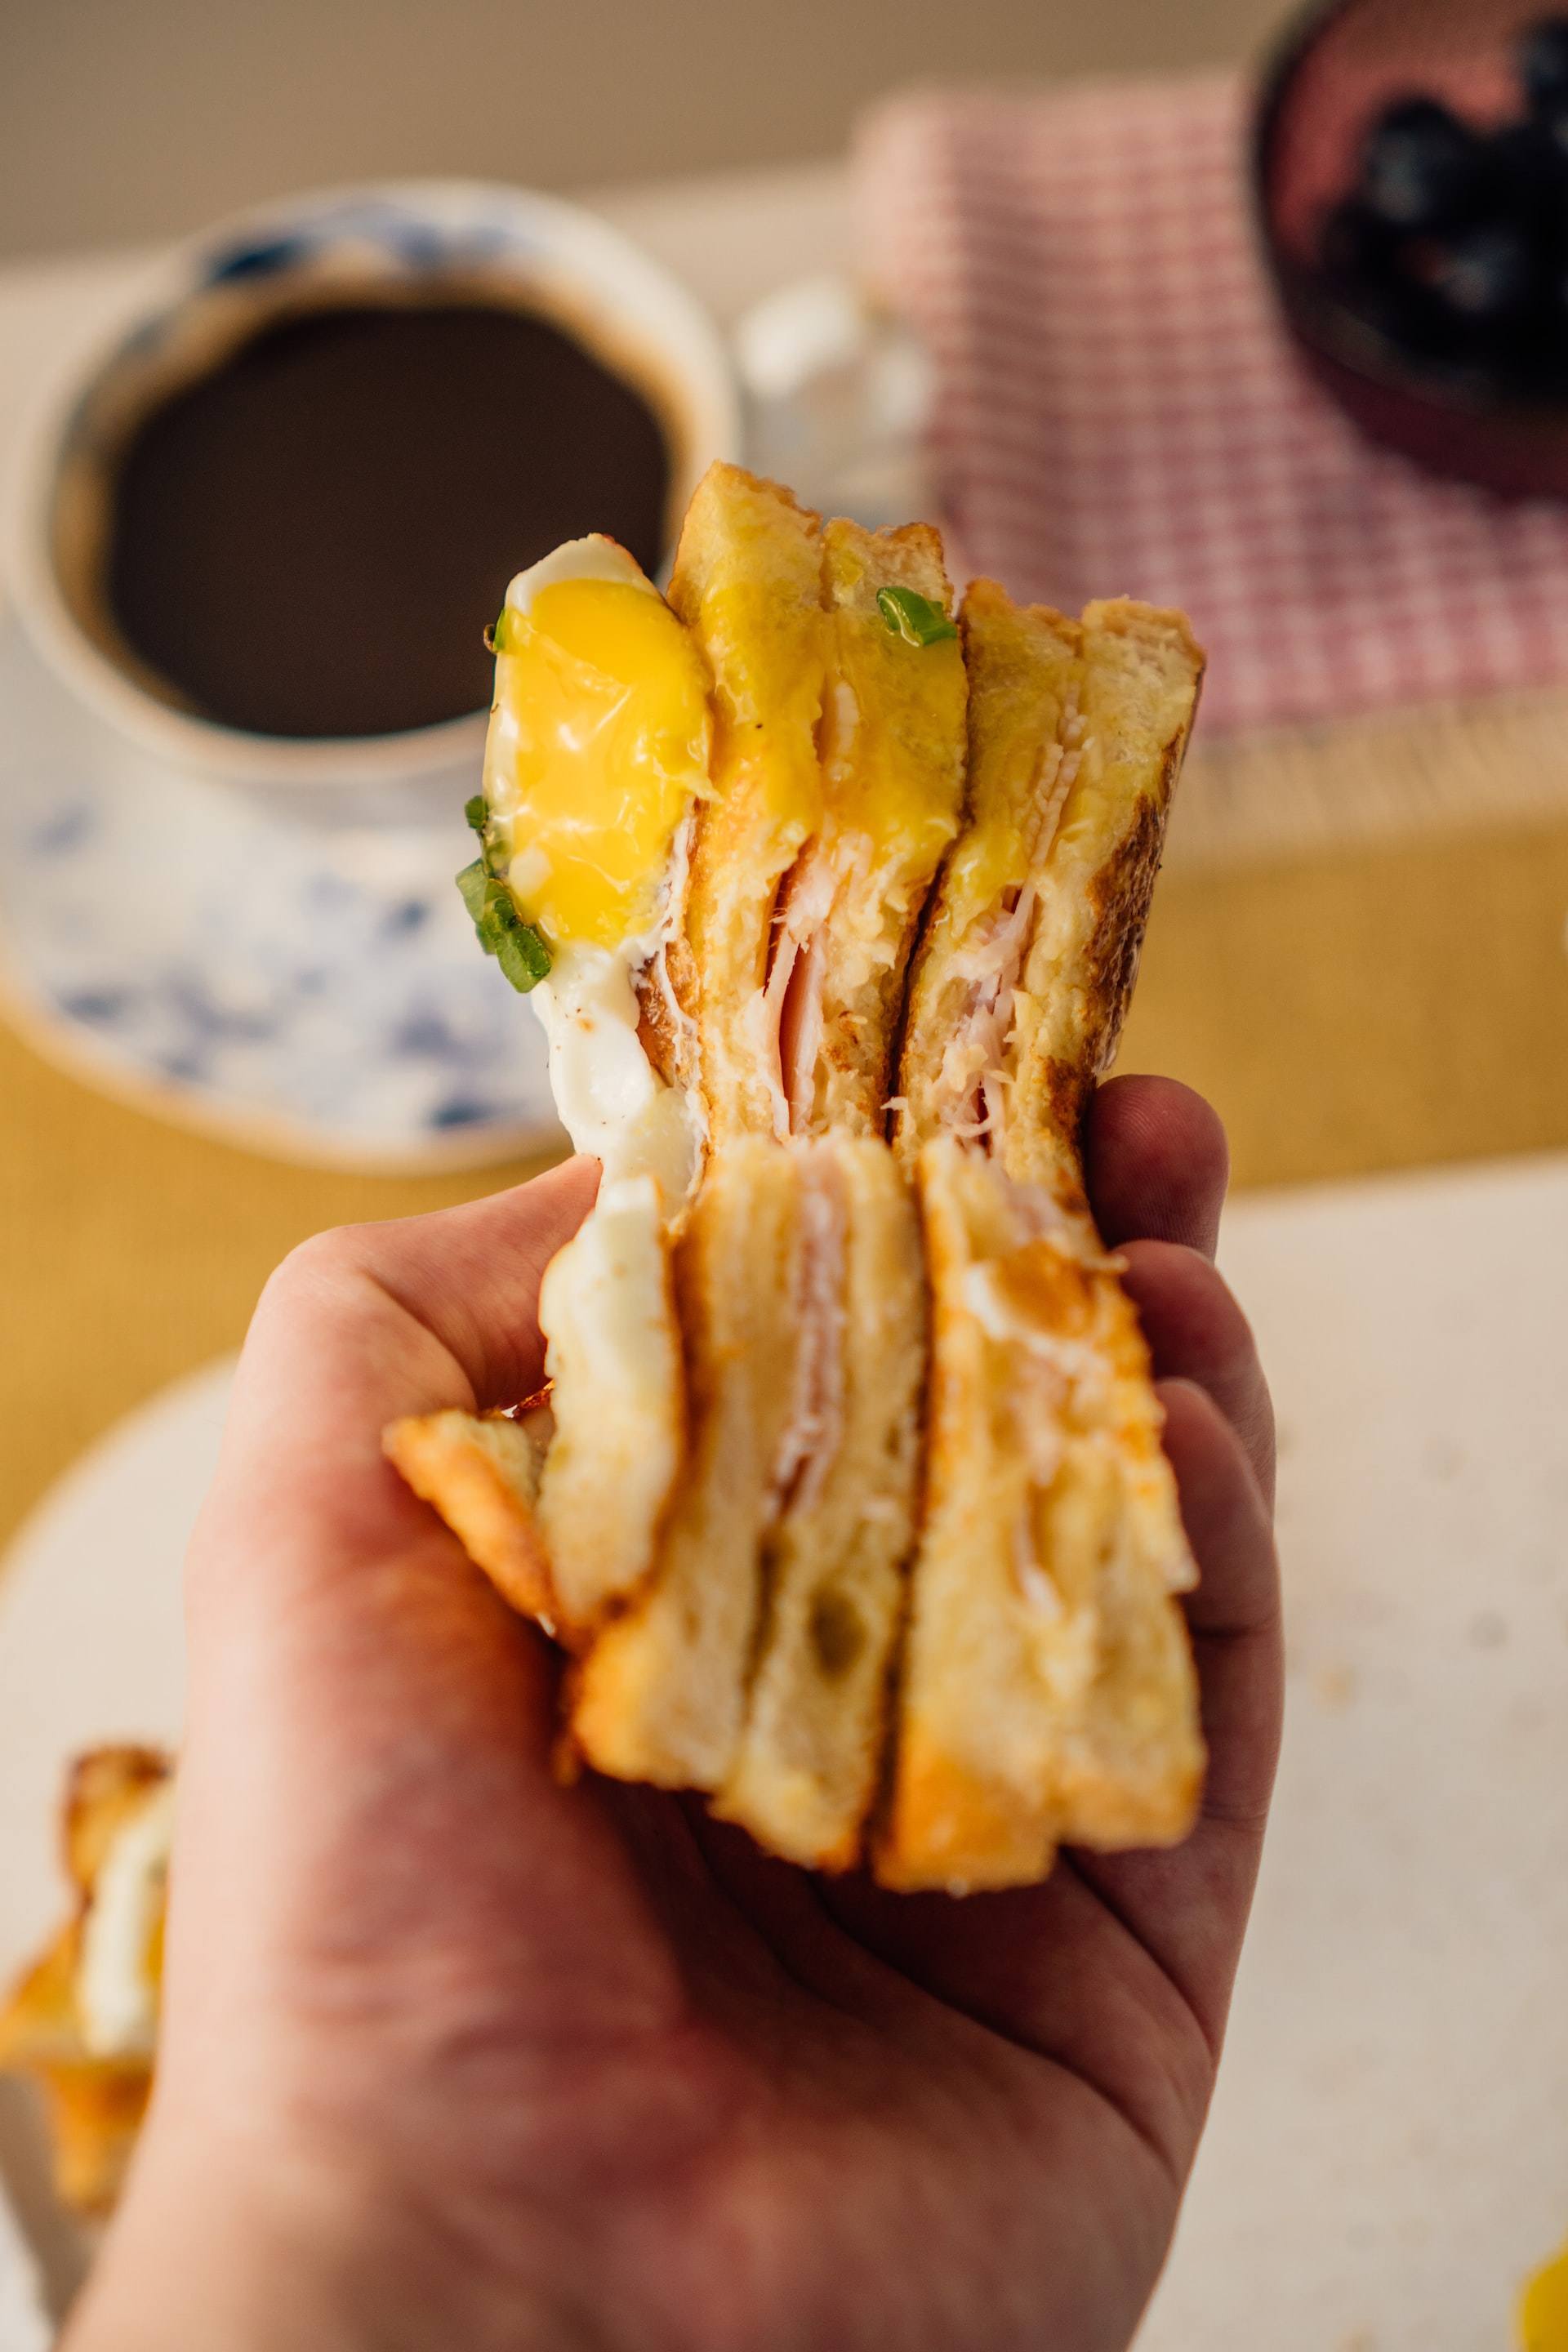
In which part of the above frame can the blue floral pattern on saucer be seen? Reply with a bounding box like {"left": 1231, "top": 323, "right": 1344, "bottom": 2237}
{"left": 0, "top": 624, "right": 558, "bottom": 1169}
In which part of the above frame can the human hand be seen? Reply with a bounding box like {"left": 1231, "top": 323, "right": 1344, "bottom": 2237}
{"left": 69, "top": 1076, "right": 1280, "bottom": 2352}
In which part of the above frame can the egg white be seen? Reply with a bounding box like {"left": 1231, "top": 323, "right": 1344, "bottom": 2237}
{"left": 537, "top": 1172, "right": 684, "bottom": 1624}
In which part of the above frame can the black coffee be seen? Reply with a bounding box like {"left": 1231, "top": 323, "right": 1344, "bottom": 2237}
{"left": 104, "top": 297, "right": 674, "bottom": 739}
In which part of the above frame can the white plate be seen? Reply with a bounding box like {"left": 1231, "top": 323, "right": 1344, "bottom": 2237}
{"left": 2, "top": 1159, "right": 1567, "bottom": 2345}
{"left": 0, "top": 623, "right": 559, "bottom": 1174}
{"left": 0, "top": 1359, "right": 227, "bottom": 1983}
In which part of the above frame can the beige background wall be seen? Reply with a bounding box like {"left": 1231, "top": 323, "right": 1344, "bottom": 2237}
{"left": 0, "top": 0, "right": 1297, "bottom": 262}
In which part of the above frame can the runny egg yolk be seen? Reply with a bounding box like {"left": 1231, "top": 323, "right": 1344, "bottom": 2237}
{"left": 487, "top": 577, "right": 710, "bottom": 953}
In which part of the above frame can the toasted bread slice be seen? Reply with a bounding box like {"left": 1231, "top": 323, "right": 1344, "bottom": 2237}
{"left": 382, "top": 1407, "right": 557, "bottom": 1627}
{"left": 715, "top": 1136, "right": 926, "bottom": 1869}
{"left": 895, "top": 586, "right": 1203, "bottom": 1200}
{"left": 667, "top": 465, "right": 829, "bottom": 1144}
{"left": 877, "top": 1140, "right": 1202, "bottom": 1893}
{"left": 535, "top": 1174, "right": 684, "bottom": 1638}
{"left": 774, "top": 519, "right": 967, "bottom": 1138}
{"left": 1005, "top": 598, "right": 1205, "bottom": 1196}
{"left": 569, "top": 1138, "right": 804, "bottom": 1788}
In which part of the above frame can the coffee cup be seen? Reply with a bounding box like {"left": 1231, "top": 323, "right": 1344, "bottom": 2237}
{"left": 5, "top": 180, "right": 742, "bottom": 826}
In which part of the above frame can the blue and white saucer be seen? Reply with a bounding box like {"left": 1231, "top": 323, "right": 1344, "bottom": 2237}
{"left": 0, "top": 623, "right": 559, "bottom": 1171}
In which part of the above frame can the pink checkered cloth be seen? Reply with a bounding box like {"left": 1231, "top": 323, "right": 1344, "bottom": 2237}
{"left": 855, "top": 74, "right": 1568, "bottom": 737}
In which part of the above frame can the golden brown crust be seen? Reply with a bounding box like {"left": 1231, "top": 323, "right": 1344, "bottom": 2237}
{"left": 33, "top": 2061, "right": 151, "bottom": 2217}
{"left": 63, "top": 1747, "right": 171, "bottom": 1895}
{"left": 382, "top": 1409, "right": 558, "bottom": 1630}
{"left": 1004, "top": 599, "right": 1205, "bottom": 1199}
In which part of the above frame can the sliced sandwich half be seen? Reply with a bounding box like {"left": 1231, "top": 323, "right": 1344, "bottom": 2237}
{"left": 880, "top": 580, "right": 1206, "bottom": 1891}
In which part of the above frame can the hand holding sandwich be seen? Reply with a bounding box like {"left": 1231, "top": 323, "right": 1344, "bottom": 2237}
{"left": 68, "top": 1076, "right": 1279, "bottom": 2352}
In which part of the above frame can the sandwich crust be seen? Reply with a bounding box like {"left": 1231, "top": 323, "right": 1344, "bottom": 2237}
{"left": 1004, "top": 598, "right": 1205, "bottom": 1202}
{"left": 381, "top": 1409, "right": 557, "bottom": 1628}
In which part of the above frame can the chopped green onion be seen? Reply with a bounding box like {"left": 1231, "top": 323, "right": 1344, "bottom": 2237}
{"left": 494, "top": 921, "right": 552, "bottom": 992}
{"left": 486, "top": 607, "right": 516, "bottom": 656}
{"left": 456, "top": 858, "right": 491, "bottom": 923}
{"left": 455, "top": 859, "right": 551, "bottom": 991}
{"left": 876, "top": 586, "right": 958, "bottom": 648}
{"left": 464, "top": 793, "right": 488, "bottom": 835}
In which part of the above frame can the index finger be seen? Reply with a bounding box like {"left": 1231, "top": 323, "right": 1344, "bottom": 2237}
{"left": 1087, "top": 1075, "right": 1230, "bottom": 1260}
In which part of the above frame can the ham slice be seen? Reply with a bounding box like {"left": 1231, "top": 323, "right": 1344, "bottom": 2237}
{"left": 758, "top": 843, "right": 841, "bottom": 1138}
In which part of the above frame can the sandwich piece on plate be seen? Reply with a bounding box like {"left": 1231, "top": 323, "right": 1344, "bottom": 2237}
{"left": 0, "top": 1748, "right": 173, "bottom": 2215}
{"left": 570, "top": 1133, "right": 925, "bottom": 1871}
{"left": 670, "top": 465, "right": 968, "bottom": 1144}
{"left": 880, "top": 583, "right": 1207, "bottom": 1892}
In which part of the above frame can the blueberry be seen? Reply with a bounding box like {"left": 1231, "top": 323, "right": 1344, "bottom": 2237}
{"left": 1360, "top": 97, "right": 1486, "bottom": 232}
{"left": 1426, "top": 220, "right": 1542, "bottom": 324}
{"left": 1321, "top": 196, "right": 1396, "bottom": 279}
{"left": 1519, "top": 16, "right": 1568, "bottom": 116}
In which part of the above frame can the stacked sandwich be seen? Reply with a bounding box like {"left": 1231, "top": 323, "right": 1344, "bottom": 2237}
{"left": 389, "top": 463, "right": 1208, "bottom": 1893}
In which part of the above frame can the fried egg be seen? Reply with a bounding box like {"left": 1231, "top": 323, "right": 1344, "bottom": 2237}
{"left": 482, "top": 537, "right": 711, "bottom": 1205}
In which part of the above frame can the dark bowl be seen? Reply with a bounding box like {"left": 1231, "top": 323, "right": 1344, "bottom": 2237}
{"left": 1255, "top": 0, "right": 1568, "bottom": 495}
